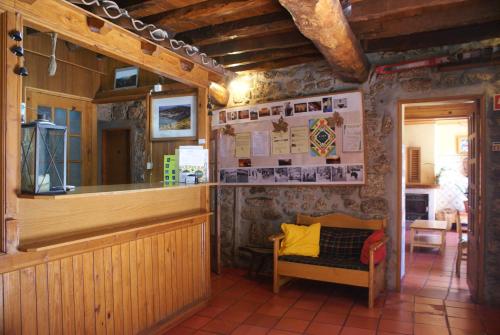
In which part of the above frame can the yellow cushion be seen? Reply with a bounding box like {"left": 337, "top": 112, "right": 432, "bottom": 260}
{"left": 279, "top": 223, "right": 321, "bottom": 257}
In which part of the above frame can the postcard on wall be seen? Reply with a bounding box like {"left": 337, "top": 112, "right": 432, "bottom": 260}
{"left": 322, "top": 97, "right": 333, "bottom": 113}
{"left": 252, "top": 131, "right": 270, "bottom": 156}
{"left": 290, "top": 126, "right": 309, "bottom": 154}
{"left": 218, "top": 110, "right": 227, "bottom": 124}
{"left": 235, "top": 132, "right": 251, "bottom": 158}
{"left": 271, "top": 130, "right": 290, "bottom": 155}
{"left": 347, "top": 164, "right": 364, "bottom": 182}
{"left": 343, "top": 124, "right": 363, "bottom": 152}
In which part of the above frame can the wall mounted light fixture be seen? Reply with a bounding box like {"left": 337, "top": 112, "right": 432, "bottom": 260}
{"left": 9, "top": 30, "right": 22, "bottom": 41}
{"left": 10, "top": 45, "right": 24, "bottom": 57}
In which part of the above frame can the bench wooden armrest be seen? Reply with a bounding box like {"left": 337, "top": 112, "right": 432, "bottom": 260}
{"left": 268, "top": 233, "right": 285, "bottom": 242}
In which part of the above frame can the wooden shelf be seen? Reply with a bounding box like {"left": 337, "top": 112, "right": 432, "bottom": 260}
{"left": 19, "top": 182, "right": 216, "bottom": 200}
{"left": 18, "top": 210, "right": 212, "bottom": 252}
{"left": 406, "top": 183, "right": 440, "bottom": 189}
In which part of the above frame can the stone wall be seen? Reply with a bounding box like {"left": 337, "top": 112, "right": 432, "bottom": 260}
{"left": 219, "top": 60, "right": 500, "bottom": 303}
{"left": 97, "top": 100, "right": 147, "bottom": 183}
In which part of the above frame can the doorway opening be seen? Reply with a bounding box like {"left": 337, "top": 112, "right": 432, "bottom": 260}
{"left": 397, "top": 97, "right": 484, "bottom": 302}
{"left": 102, "top": 128, "right": 131, "bottom": 185}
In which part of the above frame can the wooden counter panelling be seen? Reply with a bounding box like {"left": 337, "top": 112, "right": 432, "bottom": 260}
{"left": 17, "top": 184, "right": 207, "bottom": 244}
{"left": 0, "top": 214, "right": 210, "bottom": 335}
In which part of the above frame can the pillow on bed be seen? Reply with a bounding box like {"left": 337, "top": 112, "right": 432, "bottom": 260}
{"left": 279, "top": 223, "right": 321, "bottom": 257}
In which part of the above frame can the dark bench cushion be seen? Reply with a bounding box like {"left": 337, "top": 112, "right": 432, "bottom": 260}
{"left": 320, "top": 227, "right": 373, "bottom": 258}
{"left": 279, "top": 255, "right": 369, "bottom": 271}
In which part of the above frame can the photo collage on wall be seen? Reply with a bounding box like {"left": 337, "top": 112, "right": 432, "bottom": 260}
{"left": 213, "top": 91, "right": 353, "bottom": 127}
{"left": 219, "top": 164, "right": 364, "bottom": 185}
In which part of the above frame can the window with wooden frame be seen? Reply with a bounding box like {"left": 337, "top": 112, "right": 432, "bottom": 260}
{"left": 407, "top": 147, "right": 421, "bottom": 184}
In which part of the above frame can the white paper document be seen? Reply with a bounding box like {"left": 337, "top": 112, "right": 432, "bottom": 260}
{"left": 252, "top": 131, "right": 270, "bottom": 156}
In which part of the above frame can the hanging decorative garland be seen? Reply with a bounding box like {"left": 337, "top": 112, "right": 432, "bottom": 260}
{"left": 67, "top": 0, "right": 230, "bottom": 76}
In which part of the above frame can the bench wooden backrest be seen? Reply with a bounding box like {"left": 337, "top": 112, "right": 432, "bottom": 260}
{"left": 296, "top": 213, "right": 385, "bottom": 230}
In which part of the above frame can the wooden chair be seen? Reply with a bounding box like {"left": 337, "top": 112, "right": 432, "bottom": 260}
{"left": 269, "top": 213, "right": 387, "bottom": 308}
{"left": 455, "top": 210, "right": 468, "bottom": 277}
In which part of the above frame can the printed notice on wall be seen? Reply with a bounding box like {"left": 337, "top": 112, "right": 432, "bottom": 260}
{"left": 252, "top": 131, "right": 270, "bottom": 156}
{"left": 340, "top": 111, "right": 361, "bottom": 125}
{"left": 235, "top": 132, "right": 251, "bottom": 157}
{"left": 290, "top": 126, "right": 309, "bottom": 154}
{"left": 219, "top": 134, "right": 235, "bottom": 158}
{"left": 343, "top": 124, "right": 362, "bottom": 152}
{"left": 271, "top": 131, "right": 290, "bottom": 155}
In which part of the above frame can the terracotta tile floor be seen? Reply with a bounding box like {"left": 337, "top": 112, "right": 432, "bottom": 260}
{"left": 166, "top": 232, "right": 500, "bottom": 335}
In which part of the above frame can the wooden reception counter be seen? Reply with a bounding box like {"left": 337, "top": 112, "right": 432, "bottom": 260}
{"left": 1, "top": 183, "right": 213, "bottom": 334}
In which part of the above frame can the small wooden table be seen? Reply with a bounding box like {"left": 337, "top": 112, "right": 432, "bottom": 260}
{"left": 410, "top": 220, "right": 448, "bottom": 254}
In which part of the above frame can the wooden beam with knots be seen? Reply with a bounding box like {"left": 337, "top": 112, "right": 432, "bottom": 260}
{"left": 279, "top": 0, "right": 370, "bottom": 83}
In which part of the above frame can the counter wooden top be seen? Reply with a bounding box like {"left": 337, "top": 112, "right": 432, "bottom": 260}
{"left": 19, "top": 182, "right": 216, "bottom": 200}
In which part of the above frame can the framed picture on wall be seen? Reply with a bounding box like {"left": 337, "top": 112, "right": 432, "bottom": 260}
{"left": 114, "top": 66, "right": 139, "bottom": 89}
{"left": 457, "top": 135, "right": 468, "bottom": 154}
{"left": 150, "top": 94, "right": 197, "bottom": 141}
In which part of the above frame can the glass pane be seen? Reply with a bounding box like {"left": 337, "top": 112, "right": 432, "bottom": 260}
{"left": 69, "top": 136, "right": 81, "bottom": 161}
{"left": 69, "top": 110, "right": 81, "bottom": 135}
{"left": 54, "top": 108, "right": 67, "bottom": 126}
{"left": 37, "top": 106, "right": 52, "bottom": 122}
{"left": 21, "top": 126, "right": 36, "bottom": 192}
{"left": 68, "top": 162, "right": 81, "bottom": 186}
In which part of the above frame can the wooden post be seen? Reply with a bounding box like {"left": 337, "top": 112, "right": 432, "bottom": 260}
{"left": 278, "top": 0, "right": 370, "bottom": 83}
{"left": 1, "top": 11, "right": 22, "bottom": 252}
{"left": 5, "top": 219, "right": 18, "bottom": 254}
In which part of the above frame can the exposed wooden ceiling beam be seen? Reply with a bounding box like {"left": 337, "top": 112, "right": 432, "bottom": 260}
{"left": 231, "top": 54, "right": 324, "bottom": 72}
{"left": 145, "top": 0, "right": 283, "bottom": 33}
{"left": 202, "top": 32, "right": 310, "bottom": 57}
{"left": 350, "top": 0, "right": 500, "bottom": 40}
{"left": 220, "top": 45, "right": 319, "bottom": 67}
{"left": 279, "top": 0, "right": 370, "bottom": 82}
{"left": 175, "top": 12, "right": 295, "bottom": 46}
{"left": 124, "top": 0, "right": 206, "bottom": 19}
{"left": 348, "top": 0, "right": 469, "bottom": 22}
{"left": 362, "top": 21, "right": 500, "bottom": 53}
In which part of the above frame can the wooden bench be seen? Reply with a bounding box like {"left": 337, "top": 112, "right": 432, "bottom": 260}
{"left": 269, "top": 213, "right": 388, "bottom": 308}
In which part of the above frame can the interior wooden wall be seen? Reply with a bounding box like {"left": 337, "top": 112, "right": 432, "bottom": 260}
{"left": 23, "top": 29, "right": 104, "bottom": 99}
{"left": 147, "top": 88, "right": 209, "bottom": 183}
{"left": 0, "top": 215, "right": 210, "bottom": 335}
{"left": 100, "top": 58, "right": 163, "bottom": 92}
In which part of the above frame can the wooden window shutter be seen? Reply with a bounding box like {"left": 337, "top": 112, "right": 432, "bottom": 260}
{"left": 407, "top": 147, "right": 421, "bottom": 184}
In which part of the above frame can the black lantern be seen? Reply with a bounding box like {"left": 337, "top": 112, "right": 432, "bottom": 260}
{"left": 21, "top": 119, "right": 67, "bottom": 194}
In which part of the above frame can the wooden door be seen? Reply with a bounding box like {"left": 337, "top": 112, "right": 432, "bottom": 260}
{"left": 466, "top": 100, "right": 483, "bottom": 301}
{"left": 26, "top": 88, "right": 97, "bottom": 186}
{"left": 102, "top": 129, "right": 131, "bottom": 185}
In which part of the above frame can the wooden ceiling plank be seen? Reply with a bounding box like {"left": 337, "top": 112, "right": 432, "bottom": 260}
{"left": 230, "top": 54, "right": 324, "bottom": 72}
{"left": 362, "top": 20, "right": 500, "bottom": 53}
{"left": 176, "top": 12, "right": 295, "bottom": 46}
{"left": 279, "top": 0, "right": 370, "bottom": 82}
{"left": 220, "top": 45, "right": 319, "bottom": 67}
{"left": 351, "top": 0, "right": 500, "bottom": 40}
{"left": 201, "top": 31, "right": 310, "bottom": 57}
{"left": 146, "top": 0, "right": 283, "bottom": 33}
{"left": 124, "top": 1, "right": 176, "bottom": 18}
{"left": 8, "top": 0, "right": 218, "bottom": 87}
{"left": 349, "top": 0, "right": 469, "bottom": 22}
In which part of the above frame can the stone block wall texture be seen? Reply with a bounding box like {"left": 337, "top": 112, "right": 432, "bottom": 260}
{"left": 219, "top": 60, "right": 500, "bottom": 304}
{"left": 97, "top": 100, "right": 147, "bottom": 183}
